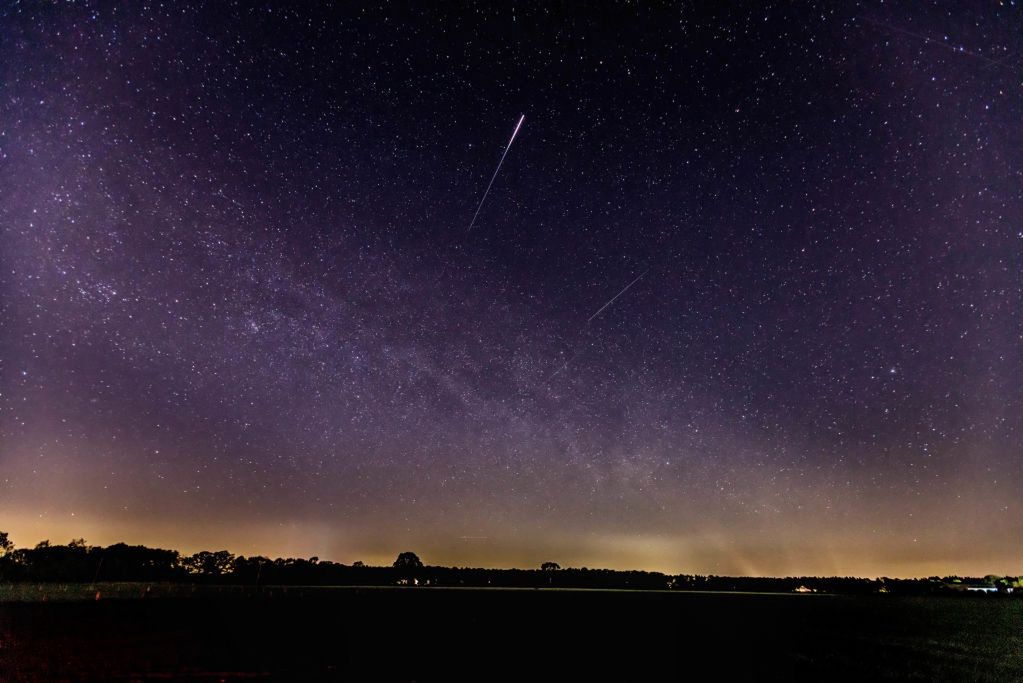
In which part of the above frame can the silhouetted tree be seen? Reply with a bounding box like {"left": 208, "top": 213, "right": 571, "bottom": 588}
{"left": 540, "top": 561, "right": 561, "bottom": 585}
{"left": 96, "top": 543, "right": 181, "bottom": 581}
{"left": 14, "top": 539, "right": 93, "bottom": 581}
{"left": 352, "top": 560, "right": 365, "bottom": 567}
{"left": 393, "top": 551, "right": 423, "bottom": 570}
{"left": 183, "top": 550, "right": 236, "bottom": 577}
{"left": 393, "top": 551, "right": 423, "bottom": 585}
{"left": 0, "top": 532, "right": 12, "bottom": 582}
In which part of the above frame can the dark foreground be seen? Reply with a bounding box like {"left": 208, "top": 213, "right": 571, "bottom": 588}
{"left": 2, "top": 586, "right": 1021, "bottom": 681}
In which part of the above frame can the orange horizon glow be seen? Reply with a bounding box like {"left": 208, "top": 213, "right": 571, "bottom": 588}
{"left": 3, "top": 510, "right": 1020, "bottom": 580}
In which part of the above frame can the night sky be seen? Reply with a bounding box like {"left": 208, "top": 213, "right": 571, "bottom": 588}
{"left": 2, "top": 2, "right": 1022, "bottom": 577}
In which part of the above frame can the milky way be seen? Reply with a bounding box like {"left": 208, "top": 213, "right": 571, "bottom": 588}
{"left": 2, "top": 3, "right": 1021, "bottom": 576}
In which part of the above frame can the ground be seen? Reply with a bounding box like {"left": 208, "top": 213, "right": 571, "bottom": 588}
{"left": 1, "top": 585, "right": 1022, "bottom": 680}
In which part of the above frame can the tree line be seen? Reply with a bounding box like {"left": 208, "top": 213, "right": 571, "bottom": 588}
{"left": 0, "top": 532, "right": 1019, "bottom": 595}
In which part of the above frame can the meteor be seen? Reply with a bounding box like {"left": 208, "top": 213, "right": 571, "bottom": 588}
{"left": 548, "top": 343, "right": 592, "bottom": 380}
{"left": 466, "top": 114, "right": 525, "bottom": 234}
{"left": 861, "top": 16, "right": 1000, "bottom": 65}
{"left": 547, "top": 269, "right": 649, "bottom": 380}
{"left": 587, "top": 269, "right": 649, "bottom": 323}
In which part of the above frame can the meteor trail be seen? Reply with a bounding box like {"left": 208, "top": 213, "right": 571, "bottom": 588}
{"left": 548, "top": 343, "right": 592, "bottom": 380}
{"left": 587, "top": 270, "right": 649, "bottom": 323}
{"left": 547, "top": 269, "right": 649, "bottom": 380}
{"left": 548, "top": 269, "right": 650, "bottom": 378}
{"left": 861, "top": 16, "right": 999, "bottom": 65}
{"left": 466, "top": 114, "right": 525, "bottom": 234}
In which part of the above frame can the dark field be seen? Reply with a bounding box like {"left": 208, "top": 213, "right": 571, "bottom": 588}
{"left": 1, "top": 586, "right": 1022, "bottom": 681}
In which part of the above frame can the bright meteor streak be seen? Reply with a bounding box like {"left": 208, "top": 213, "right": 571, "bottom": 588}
{"left": 466, "top": 114, "right": 525, "bottom": 234}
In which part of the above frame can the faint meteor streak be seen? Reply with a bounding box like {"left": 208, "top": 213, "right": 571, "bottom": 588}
{"left": 861, "top": 16, "right": 999, "bottom": 65}
{"left": 982, "top": 50, "right": 1017, "bottom": 70}
{"left": 587, "top": 270, "right": 649, "bottom": 323}
{"left": 548, "top": 343, "right": 591, "bottom": 380}
{"left": 215, "top": 188, "right": 245, "bottom": 210}
{"left": 466, "top": 114, "right": 525, "bottom": 234}
{"left": 547, "top": 269, "right": 650, "bottom": 380}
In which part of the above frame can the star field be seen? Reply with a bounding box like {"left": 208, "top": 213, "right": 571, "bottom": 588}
{"left": 1, "top": 2, "right": 1022, "bottom": 576}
